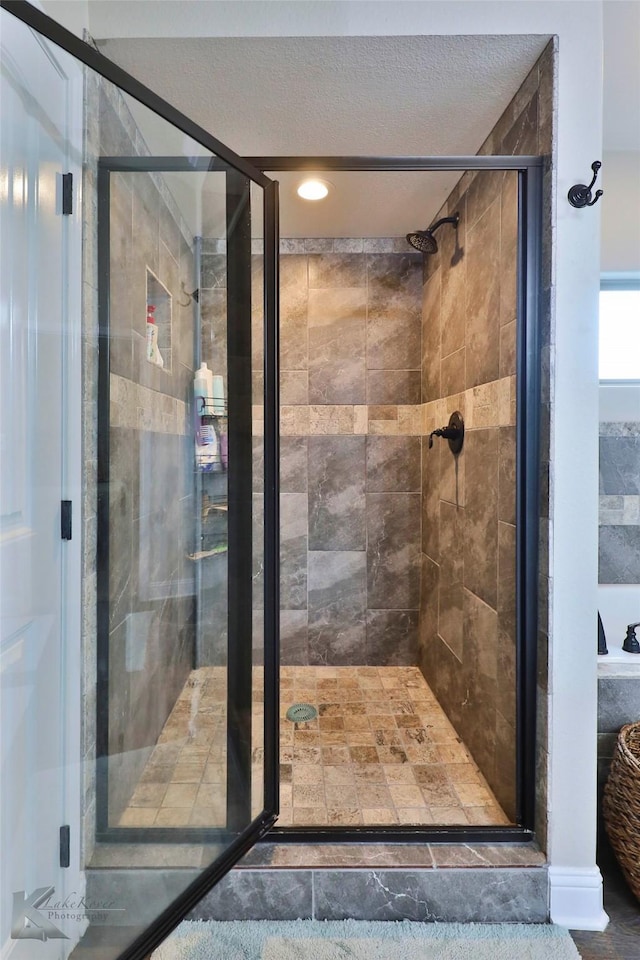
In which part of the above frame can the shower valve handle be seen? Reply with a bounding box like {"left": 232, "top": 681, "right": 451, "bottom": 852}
{"left": 428, "top": 411, "right": 465, "bottom": 455}
{"left": 428, "top": 426, "right": 460, "bottom": 448}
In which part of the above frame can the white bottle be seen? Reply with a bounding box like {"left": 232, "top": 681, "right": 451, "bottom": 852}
{"left": 194, "top": 362, "right": 213, "bottom": 416}
{"left": 212, "top": 375, "right": 225, "bottom": 416}
{"left": 146, "top": 305, "right": 164, "bottom": 368}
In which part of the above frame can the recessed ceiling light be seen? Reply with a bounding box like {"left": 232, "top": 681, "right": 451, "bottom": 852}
{"left": 297, "top": 178, "right": 331, "bottom": 201}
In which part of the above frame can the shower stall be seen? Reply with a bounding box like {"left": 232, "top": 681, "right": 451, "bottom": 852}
{"left": 95, "top": 164, "right": 543, "bottom": 839}
{"left": 1, "top": 3, "right": 548, "bottom": 957}
{"left": 99, "top": 152, "right": 542, "bottom": 843}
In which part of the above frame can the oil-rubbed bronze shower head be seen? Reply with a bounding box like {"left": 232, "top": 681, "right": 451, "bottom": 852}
{"left": 406, "top": 213, "right": 460, "bottom": 254}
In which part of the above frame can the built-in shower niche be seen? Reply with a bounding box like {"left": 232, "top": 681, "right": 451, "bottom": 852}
{"left": 146, "top": 267, "right": 172, "bottom": 371}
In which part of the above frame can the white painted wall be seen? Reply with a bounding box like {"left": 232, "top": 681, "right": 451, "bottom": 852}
{"left": 41, "top": 1, "right": 90, "bottom": 37}
{"left": 601, "top": 151, "right": 640, "bottom": 272}
{"left": 49, "top": 0, "right": 606, "bottom": 928}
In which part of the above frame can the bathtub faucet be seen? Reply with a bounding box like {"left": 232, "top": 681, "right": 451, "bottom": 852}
{"left": 622, "top": 622, "right": 640, "bottom": 654}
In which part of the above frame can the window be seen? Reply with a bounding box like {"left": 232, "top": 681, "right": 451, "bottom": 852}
{"left": 599, "top": 280, "right": 640, "bottom": 381}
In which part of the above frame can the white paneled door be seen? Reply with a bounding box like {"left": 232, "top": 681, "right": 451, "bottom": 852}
{"left": 1, "top": 16, "right": 76, "bottom": 959}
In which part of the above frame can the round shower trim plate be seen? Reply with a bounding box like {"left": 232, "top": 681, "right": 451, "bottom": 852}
{"left": 286, "top": 703, "right": 318, "bottom": 723}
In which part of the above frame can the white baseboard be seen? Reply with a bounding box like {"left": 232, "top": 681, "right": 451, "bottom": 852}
{"left": 549, "top": 865, "right": 609, "bottom": 931}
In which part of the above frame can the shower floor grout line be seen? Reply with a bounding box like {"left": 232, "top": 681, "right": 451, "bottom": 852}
{"left": 116, "top": 664, "right": 509, "bottom": 830}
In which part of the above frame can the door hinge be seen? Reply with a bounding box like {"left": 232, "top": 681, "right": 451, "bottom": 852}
{"left": 62, "top": 173, "right": 73, "bottom": 215}
{"left": 59, "top": 825, "right": 70, "bottom": 868}
{"left": 61, "top": 500, "right": 72, "bottom": 540}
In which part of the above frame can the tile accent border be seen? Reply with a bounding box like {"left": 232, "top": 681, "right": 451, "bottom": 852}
{"left": 251, "top": 377, "right": 516, "bottom": 437}
{"left": 110, "top": 373, "right": 189, "bottom": 435}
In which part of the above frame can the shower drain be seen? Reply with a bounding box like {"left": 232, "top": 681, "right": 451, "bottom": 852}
{"left": 286, "top": 703, "right": 317, "bottom": 723}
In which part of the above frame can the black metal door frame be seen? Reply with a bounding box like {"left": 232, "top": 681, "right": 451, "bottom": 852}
{"left": 248, "top": 154, "right": 542, "bottom": 845}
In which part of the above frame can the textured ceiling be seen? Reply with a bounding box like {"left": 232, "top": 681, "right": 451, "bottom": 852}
{"left": 99, "top": 34, "right": 549, "bottom": 235}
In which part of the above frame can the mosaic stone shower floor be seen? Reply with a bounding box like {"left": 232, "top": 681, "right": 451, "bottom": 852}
{"left": 279, "top": 665, "right": 509, "bottom": 827}
{"left": 118, "top": 665, "right": 509, "bottom": 829}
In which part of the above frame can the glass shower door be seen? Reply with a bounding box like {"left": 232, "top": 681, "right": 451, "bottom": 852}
{"left": 0, "top": 4, "right": 278, "bottom": 960}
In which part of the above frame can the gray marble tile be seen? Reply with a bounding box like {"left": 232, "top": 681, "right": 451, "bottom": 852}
{"left": 279, "top": 238, "right": 306, "bottom": 254}
{"left": 333, "top": 238, "right": 364, "bottom": 253}
{"left": 440, "top": 439, "right": 464, "bottom": 508}
{"left": 599, "top": 437, "right": 640, "bottom": 495}
{"left": 280, "top": 610, "right": 309, "bottom": 665}
{"left": 430, "top": 844, "right": 544, "bottom": 868}
{"left": 366, "top": 369, "right": 421, "bottom": 405}
{"left": 87, "top": 868, "right": 200, "bottom": 926}
{"left": 497, "top": 523, "right": 517, "bottom": 727}
{"left": 108, "top": 426, "right": 135, "bottom": 632}
{"left": 308, "top": 253, "right": 366, "bottom": 288}
{"left": 463, "top": 587, "right": 498, "bottom": 681}
{"left": 281, "top": 437, "right": 308, "bottom": 493}
{"left": 500, "top": 319, "right": 517, "bottom": 379}
{"left": 367, "top": 494, "right": 421, "bottom": 609}
{"left": 600, "top": 421, "right": 640, "bottom": 438}
{"left": 437, "top": 500, "right": 465, "bottom": 659}
{"left": 307, "top": 550, "right": 367, "bottom": 625}
{"left": 419, "top": 554, "right": 439, "bottom": 660}
{"left": 252, "top": 437, "right": 264, "bottom": 494}
{"left": 438, "top": 581, "right": 464, "bottom": 660}
{"left": 367, "top": 252, "right": 422, "bottom": 293}
{"left": 305, "top": 239, "right": 334, "bottom": 253}
{"left": 599, "top": 525, "right": 640, "bottom": 584}
{"left": 498, "top": 425, "right": 516, "bottom": 525}
{"left": 598, "top": 679, "right": 640, "bottom": 733}
{"left": 280, "top": 255, "right": 309, "bottom": 371}
{"left": 500, "top": 173, "right": 518, "bottom": 328}
{"left": 421, "top": 270, "right": 441, "bottom": 402}
{"left": 368, "top": 315, "right": 422, "bottom": 372}
{"left": 366, "top": 436, "right": 421, "bottom": 492}
{"left": 313, "top": 868, "right": 547, "bottom": 922}
{"left": 308, "top": 436, "right": 366, "bottom": 550}
{"left": 280, "top": 370, "right": 308, "bottom": 405}
{"left": 465, "top": 198, "right": 501, "bottom": 389}
{"left": 439, "top": 198, "right": 467, "bottom": 360}
{"left": 366, "top": 609, "right": 419, "bottom": 665}
{"left": 422, "top": 439, "right": 440, "bottom": 562}
{"left": 189, "top": 869, "right": 313, "bottom": 920}
{"left": 280, "top": 493, "right": 308, "bottom": 609}
{"left": 308, "top": 551, "right": 366, "bottom": 665}
{"left": 465, "top": 169, "right": 505, "bottom": 233}
{"left": 308, "top": 319, "right": 366, "bottom": 403}
{"left": 109, "top": 175, "right": 134, "bottom": 381}
{"left": 441, "top": 347, "right": 465, "bottom": 398}
{"left": 308, "top": 288, "right": 366, "bottom": 403}
{"left": 502, "top": 93, "right": 539, "bottom": 156}
{"left": 308, "top": 621, "right": 367, "bottom": 665}
{"left": 493, "top": 710, "right": 517, "bottom": 822}
{"left": 200, "top": 288, "right": 228, "bottom": 377}
{"left": 252, "top": 493, "right": 265, "bottom": 610}
{"left": 464, "top": 427, "right": 499, "bottom": 609}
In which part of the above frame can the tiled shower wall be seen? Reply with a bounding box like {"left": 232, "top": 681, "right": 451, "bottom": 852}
{"left": 418, "top": 43, "right": 554, "bottom": 825}
{"left": 599, "top": 421, "right": 640, "bottom": 583}
{"left": 83, "top": 72, "right": 197, "bottom": 834}
{"left": 276, "top": 242, "right": 424, "bottom": 666}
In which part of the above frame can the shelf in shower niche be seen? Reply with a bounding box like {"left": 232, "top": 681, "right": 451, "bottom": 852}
{"left": 187, "top": 546, "right": 228, "bottom": 561}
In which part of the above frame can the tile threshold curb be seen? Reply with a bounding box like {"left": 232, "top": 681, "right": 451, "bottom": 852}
{"left": 238, "top": 841, "right": 547, "bottom": 870}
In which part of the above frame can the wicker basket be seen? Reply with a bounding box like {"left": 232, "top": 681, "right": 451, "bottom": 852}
{"left": 603, "top": 720, "right": 640, "bottom": 902}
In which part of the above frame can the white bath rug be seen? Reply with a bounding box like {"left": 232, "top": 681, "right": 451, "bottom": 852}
{"left": 152, "top": 919, "right": 582, "bottom": 959}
